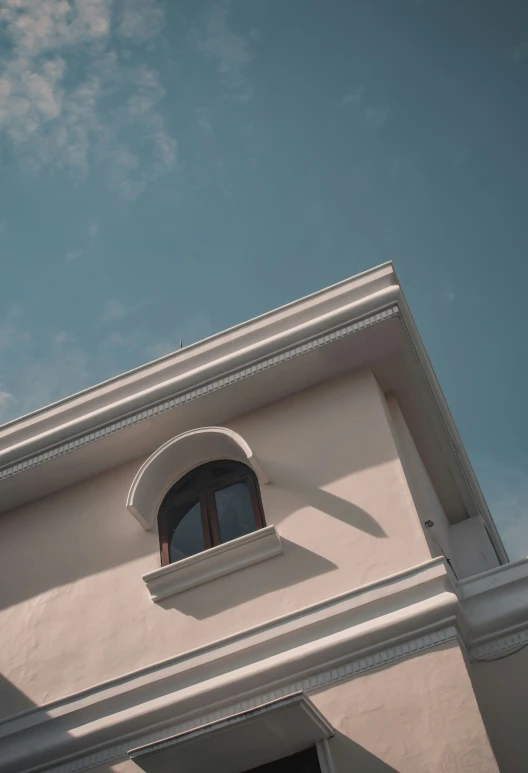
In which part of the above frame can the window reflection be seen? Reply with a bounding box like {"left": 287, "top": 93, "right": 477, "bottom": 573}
{"left": 215, "top": 481, "right": 255, "bottom": 543}
{"left": 168, "top": 499, "right": 204, "bottom": 562}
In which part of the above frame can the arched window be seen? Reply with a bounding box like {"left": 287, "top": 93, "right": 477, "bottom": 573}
{"left": 158, "top": 460, "right": 266, "bottom": 566}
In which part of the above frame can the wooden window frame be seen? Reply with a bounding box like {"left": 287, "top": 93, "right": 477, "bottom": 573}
{"left": 158, "top": 460, "right": 266, "bottom": 567}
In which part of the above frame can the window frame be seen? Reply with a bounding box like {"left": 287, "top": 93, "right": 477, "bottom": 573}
{"left": 158, "top": 460, "right": 266, "bottom": 567}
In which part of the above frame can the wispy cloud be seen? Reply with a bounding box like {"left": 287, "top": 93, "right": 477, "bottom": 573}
{"left": 101, "top": 300, "right": 130, "bottom": 323}
{"left": 510, "top": 42, "right": 528, "bottom": 63}
{"left": 0, "top": 391, "right": 14, "bottom": 422}
{"left": 64, "top": 249, "right": 83, "bottom": 262}
{"left": 364, "top": 103, "right": 391, "bottom": 131}
{"left": 340, "top": 87, "right": 364, "bottom": 108}
{"left": 193, "top": 0, "right": 258, "bottom": 102}
{"left": 0, "top": 0, "right": 176, "bottom": 198}
{"left": 100, "top": 298, "right": 151, "bottom": 324}
{"left": 89, "top": 222, "right": 100, "bottom": 238}
{"left": 340, "top": 85, "right": 390, "bottom": 130}
{"left": 0, "top": 306, "right": 91, "bottom": 421}
{"left": 0, "top": 303, "right": 216, "bottom": 425}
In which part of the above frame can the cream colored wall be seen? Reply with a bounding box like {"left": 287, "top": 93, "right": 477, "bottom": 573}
{"left": 384, "top": 394, "right": 454, "bottom": 569}
{"left": 0, "top": 369, "right": 433, "bottom": 713}
{"left": 312, "top": 640, "right": 499, "bottom": 773}
{"left": 385, "top": 394, "right": 499, "bottom": 579}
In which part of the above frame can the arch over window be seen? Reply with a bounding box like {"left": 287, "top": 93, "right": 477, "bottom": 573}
{"left": 126, "top": 427, "right": 270, "bottom": 530}
{"left": 158, "top": 459, "right": 266, "bottom": 566}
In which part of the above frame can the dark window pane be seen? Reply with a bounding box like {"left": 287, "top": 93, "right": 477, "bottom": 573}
{"left": 171, "top": 471, "right": 199, "bottom": 498}
{"left": 168, "top": 500, "right": 204, "bottom": 562}
{"left": 215, "top": 481, "right": 256, "bottom": 543}
{"left": 209, "top": 460, "right": 247, "bottom": 482}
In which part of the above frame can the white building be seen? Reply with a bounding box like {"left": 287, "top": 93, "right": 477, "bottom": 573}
{"left": 0, "top": 264, "right": 526, "bottom": 772}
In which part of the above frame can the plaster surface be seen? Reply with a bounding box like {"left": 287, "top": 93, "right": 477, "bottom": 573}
{"left": 312, "top": 641, "right": 499, "bottom": 773}
{"left": 0, "top": 369, "right": 433, "bottom": 711}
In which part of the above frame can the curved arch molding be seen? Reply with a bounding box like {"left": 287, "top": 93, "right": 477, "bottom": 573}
{"left": 126, "top": 427, "right": 270, "bottom": 530}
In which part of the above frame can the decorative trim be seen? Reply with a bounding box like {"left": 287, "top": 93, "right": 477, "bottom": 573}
{"left": 396, "top": 315, "right": 482, "bottom": 515}
{"left": 316, "top": 739, "right": 337, "bottom": 773}
{"left": 0, "top": 557, "right": 448, "bottom": 736}
{"left": 127, "top": 426, "right": 270, "bottom": 530}
{"left": 396, "top": 311, "right": 507, "bottom": 563}
{"left": 1, "top": 559, "right": 455, "bottom": 773}
{"left": 458, "top": 555, "right": 528, "bottom": 598}
{"left": 143, "top": 526, "right": 283, "bottom": 601}
{"left": 129, "top": 692, "right": 334, "bottom": 772}
{"left": 470, "top": 627, "right": 528, "bottom": 660}
{"left": 0, "top": 306, "right": 399, "bottom": 483}
{"left": 35, "top": 626, "right": 457, "bottom": 773}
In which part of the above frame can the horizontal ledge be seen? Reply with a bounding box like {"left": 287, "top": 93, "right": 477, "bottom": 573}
{"left": 129, "top": 692, "right": 334, "bottom": 773}
{"left": 143, "top": 525, "right": 283, "bottom": 601}
{"left": 0, "top": 559, "right": 457, "bottom": 772}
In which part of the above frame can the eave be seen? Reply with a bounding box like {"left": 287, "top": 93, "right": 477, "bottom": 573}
{"left": 0, "top": 263, "right": 507, "bottom": 562}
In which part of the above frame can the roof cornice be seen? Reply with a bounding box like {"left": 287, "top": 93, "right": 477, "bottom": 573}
{"left": 0, "top": 264, "right": 397, "bottom": 475}
{"left": 0, "top": 262, "right": 508, "bottom": 563}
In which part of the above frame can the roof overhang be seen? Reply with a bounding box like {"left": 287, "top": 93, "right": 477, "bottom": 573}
{"left": 129, "top": 692, "right": 334, "bottom": 773}
{"left": 0, "top": 263, "right": 507, "bottom": 561}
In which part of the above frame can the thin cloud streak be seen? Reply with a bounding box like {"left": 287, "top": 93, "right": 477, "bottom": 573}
{"left": 0, "top": 0, "right": 176, "bottom": 198}
{"left": 193, "top": 0, "right": 258, "bottom": 102}
{"left": 0, "top": 304, "right": 214, "bottom": 425}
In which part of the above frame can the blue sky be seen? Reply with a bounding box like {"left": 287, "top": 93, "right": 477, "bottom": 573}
{"left": 0, "top": 0, "right": 527, "bottom": 558}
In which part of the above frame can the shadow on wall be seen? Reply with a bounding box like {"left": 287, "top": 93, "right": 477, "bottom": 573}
{"left": 466, "top": 647, "right": 528, "bottom": 773}
{"left": 159, "top": 538, "right": 337, "bottom": 619}
{"left": 0, "top": 673, "right": 37, "bottom": 722}
{"left": 0, "top": 459, "right": 156, "bottom": 611}
{"left": 329, "top": 733, "right": 399, "bottom": 772}
{"left": 264, "top": 463, "right": 387, "bottom": 537}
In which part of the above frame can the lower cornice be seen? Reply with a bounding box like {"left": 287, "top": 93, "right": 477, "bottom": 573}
{"left": 0, "top": 558, "right": 460, "bottom": 773}
{"left": 37, "top": 626, "right": 459, "bottom": 773}
{"left": 5, "top": 555, "right": 526, "bottom": 773}
{"left": 469, "top": 626, "right": 528, "bottom": 661}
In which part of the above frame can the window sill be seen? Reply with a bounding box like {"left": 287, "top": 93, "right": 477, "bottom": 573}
{"left": 143, "top": 525, "right": 282, "bottom": 602}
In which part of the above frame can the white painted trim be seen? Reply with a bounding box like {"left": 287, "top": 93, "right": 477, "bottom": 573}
{"left": 0, "top": 559, "right": 460, "bottom": 773}
{"left": 316, "top": 739, "right": 337, "bottom": 773}
{"left": 0, "top": 558, "right": 450, "bottom": 735}
{"left": 129, "top": 692, "right": 334, "bottom": 773}
{"left": 470, "top": 626, "right": 528, "bottom": 660}
{"left": 394, "top": 297, "right": 508, "bottom": 563}
{"left": 19, "top": 627, "right": 458, "bottom": 773}
{"left": 0, "top": 263, "right": 394, "bottom": 433}
{"left": 143, "top": 526, "right": 282, "bottom": 601}
{"left": 10, "top": 625, "right": 528, "bottom": 773}
{"left": 7, "top": 552, "right": 528, "bottom": 773}
{"left": 127, "top": 426, "right": 270, "bottom": 530}
{"left": 455, "top": 556, "right": 528, "bottom": 644}
{"left": 13, "top": 549, "right": 528, "bottom": 773}
{"left": 458, "top": 555, "right": 528, "bottom": 598}
{"left": 0, "top": 305, "right": 398, "bottom": 482}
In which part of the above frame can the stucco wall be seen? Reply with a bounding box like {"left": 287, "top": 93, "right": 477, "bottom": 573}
{"left": 384, "top": 395, "right": 454, "bottom": 565}
{"left": 312, "top": 640, "right": 498, "bottom": 773}
{"left": 0, "top": 369, "right": 433, "bottom": 713}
